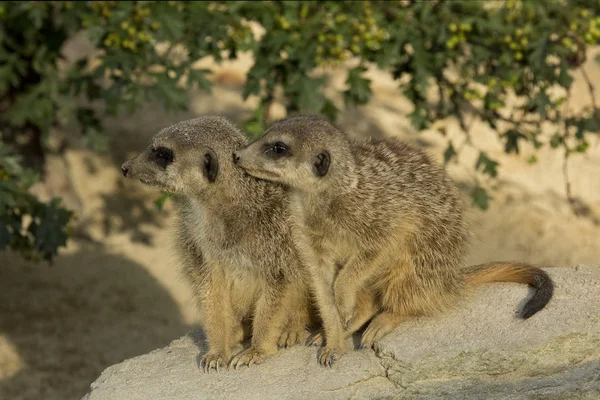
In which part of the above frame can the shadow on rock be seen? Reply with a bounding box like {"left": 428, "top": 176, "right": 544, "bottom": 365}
{"left": 0, "top": 243, "right": 192, "bottom": 400}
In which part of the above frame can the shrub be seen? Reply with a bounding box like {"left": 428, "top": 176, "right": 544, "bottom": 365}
{"left": 1, "top": 0, "right": 599, "bottom": 263}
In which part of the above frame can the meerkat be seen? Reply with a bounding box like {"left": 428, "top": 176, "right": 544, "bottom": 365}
{"left": 121, "top": 116, "right": 316, "bottom": 372}
{"left": 233, "top": 114, "right": 554, "bottom": 367}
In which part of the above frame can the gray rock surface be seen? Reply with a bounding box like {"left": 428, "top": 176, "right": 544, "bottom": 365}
{"left": 83, "top": 265, "right": 600, "bottom": 400}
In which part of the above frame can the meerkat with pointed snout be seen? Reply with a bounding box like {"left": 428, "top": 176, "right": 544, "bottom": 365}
{"left": 233, "top": 114, "right": 554, "bottom": 367}
{"left": 121, "top": 116, "right": 316, "bottom": 372}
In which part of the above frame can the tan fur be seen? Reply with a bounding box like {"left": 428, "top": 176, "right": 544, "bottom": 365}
{"left": 234, "top": 115, "right": 554, "bottom": 366}
{"left": 121, "top": 116, "right": 316, "bottom": 372}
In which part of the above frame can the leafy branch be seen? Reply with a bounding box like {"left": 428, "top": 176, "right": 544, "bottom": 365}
{"left": 2, "top": 0, "right": 600, "bottom": 264}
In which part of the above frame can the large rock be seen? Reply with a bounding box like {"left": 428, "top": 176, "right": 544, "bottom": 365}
{"left": 82, "top": 265, "right": 600, "bottom": 400}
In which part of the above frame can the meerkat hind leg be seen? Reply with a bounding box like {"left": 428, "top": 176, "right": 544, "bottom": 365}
{"left": 278, "top": 310, "right": 311, "bottom": 348}
{"left": 360, "top": 311, "right": 409, "bottom": 349}
{"left": 199, "top": 269, "right": 237, "bottom": 373}
{"left": 309, "top": 287, "right": 379, "bottom": 347}
{"left": 278, "top": 325, "right": 310, "bottom": 348}
{"left": 229, "top": 284, "right": 293, "bottom": 369}
{"left": 278, "top": 284, "right": 311, "bottom": 348}
{"left": 229, "top": 319, "right": 251, "bottom": 354}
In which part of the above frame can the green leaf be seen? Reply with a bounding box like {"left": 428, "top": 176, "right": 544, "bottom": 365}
{"left": 20, "top": 169, "right": 39, "bottom": 191}
{"left": 443, "top": 142, "right": 457, "bottom": 165}
{"left": 28, "top": 4, "right": 48, "bottom": 30}
{"left": 0, "top": 213, "right": 23, "bottom": 250}
{"left": 86, "top": 25, "right": 106, "bottom": 47}
{"left": 243, "top": 118, "right": 265, "bottom": 139}
{"left": 82, "top": 127, "right": 109, "bottom": 153}
{"left": 0, "top": 154, "right": 24, "bottom": 176}
{"left": 242, "top": 60, "right": 270, "bottom": 100}
{"left": 154, "top": 77, "right": 188, "bottom": 111}
{"left": 577, "top": 116, "right": 599, "bottom": 138}
{"left": 242, "top": 103, "right": 268, "bottom": 139}
{"left": 320, "top": 99, "right": 339, "bottom": 122}
{"left": 343, "top": 66, "right": 372, "bottom": 106}
{"left": 575, "top": 141, "right": 589, "bottom": 153}
{"left": 154, "top": 192, "right": 172, "bottom": 210}
{"left": 527, "top": 91, "right": 551, "bottom": 119}
{"left": 532, "top": 136, "right": 543, "bottom": 149}
{"left": 549, "top": 133, "right": 563, "bottom": 148}
{"left": 242, "top": 74, "right": 262, "bottom": 100}
{"left": 557, "top": 64, "right": 574, "bottom": 88}
{"left": 299, "top": 78, "right": 325, "bottom": 112}
{"left": 471, "top": 186, "right": 490, "bottom": 210}
{"left": 29, "top": 198, "right": 73, "bottom": 262}
{"left": 527, "top": 155, "right": 538, "bottom": 165}
{"left": 188, "top": 68, "right": 212, "bottom": 91}
{"left": 475, "top": 152, "right": 499, "bottom": 178}
{"left": 530, "top": 36, "right": 549, "bottom": 68}
{"left": 409, "top": 106, "right": 430, "bottom": 131}
{"left": 154, "top": 11, "right": 185, "bottom": 39}
{"left": 288, "top": 76, "right": 325, "bottom": 112}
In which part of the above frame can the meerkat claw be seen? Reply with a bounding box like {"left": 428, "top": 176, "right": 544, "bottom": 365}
{"left": 318, "top": 346, "right": 344, "bottom": 367}
{"left": 229, "top": 347, "right": 271, "bottom": 370}
{"left": 201, "top": 352, "right": 227, "bottom": 373}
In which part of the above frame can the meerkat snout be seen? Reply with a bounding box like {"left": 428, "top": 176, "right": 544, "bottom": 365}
{"left": 121, "top": 163, "right": 130, "bottom": 177}
{"left": 232, "top": 152, "right": 240, "bottom": 164}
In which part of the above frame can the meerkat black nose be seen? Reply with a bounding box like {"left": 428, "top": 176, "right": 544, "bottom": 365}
{"left": 232, "top": 152, "right": 240, "bottom": 164}
{"left": 121, "top": 164, "right": 130, "bottom": 177}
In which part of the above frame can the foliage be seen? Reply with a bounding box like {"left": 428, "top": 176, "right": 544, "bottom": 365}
{"left": 235, "top": 0, "right": 600, "bottom": 209}
{"left": 0, "top": 132, "right": 72, "bottom": 263}
{"left": 1, "top": 0, "right": 599, "bottom": 262}
{"left": 1, "top": 1, "right": 247, "bottom": 261}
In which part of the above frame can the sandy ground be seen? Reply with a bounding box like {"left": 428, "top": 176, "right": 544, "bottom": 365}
{"left": 1, "top": 47, "right": 600, "bottom": 400}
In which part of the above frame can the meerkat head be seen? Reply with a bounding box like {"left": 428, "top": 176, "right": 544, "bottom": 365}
{"left": 233, "top": 115, "right": 354, "bottom": 193}
{"left": 121, "top": 116, "right": 247, "bottom": 197}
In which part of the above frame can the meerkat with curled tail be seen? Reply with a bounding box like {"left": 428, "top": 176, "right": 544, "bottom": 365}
{"left": 121, "top": 116, "right": 315, "bottom": 372}
{"left": 233, "top": 115, "right": 554, "bottom": 366}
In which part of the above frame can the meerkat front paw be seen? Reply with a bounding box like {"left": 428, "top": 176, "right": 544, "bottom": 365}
{"left": 278, "top": 329, "right": 310, "bottom": 348}
{"left": 229, "top": 347, "right": 275, "bottom": 370}
{"left": 200, "top": 350, "right": 230, "bottom": 373}
{"left": 318, "top": 343, "right": 347, "bottom": 367}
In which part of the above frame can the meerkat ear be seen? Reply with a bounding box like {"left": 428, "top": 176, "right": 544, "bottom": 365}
{"left": 313, "top": 150, "right": 330, "bottom": 177}
{"left": 203, "top": 148, "right": 219, "bottom": 183}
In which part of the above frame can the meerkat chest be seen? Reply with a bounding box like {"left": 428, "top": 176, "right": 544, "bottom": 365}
{"left": 289, "top": 192, "right": 357, "bottom": 263}
{"left": 182, "top": 202, "right": 256, "bottom": 271}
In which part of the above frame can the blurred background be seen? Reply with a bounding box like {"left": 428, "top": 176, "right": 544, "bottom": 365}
{"left": 1, "top": 1, "right": 599, "bottom": 399}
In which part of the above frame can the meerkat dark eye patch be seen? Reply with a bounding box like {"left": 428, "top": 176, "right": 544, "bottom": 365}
{"left": 152, "top": 147, "right": 174, "bottom": 169}
{"left": 313, "top": 150, "right": 330, "bottom": 177}
{"left": 203, "top": 148, "right": 219, "bottom": 183}
{"left": 263, "top": 141, "right": 290, "bottom": 159}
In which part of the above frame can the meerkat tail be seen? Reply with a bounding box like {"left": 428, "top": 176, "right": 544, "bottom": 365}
{"left": 464, "top": 261, "right": 554, "bottom": 319}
